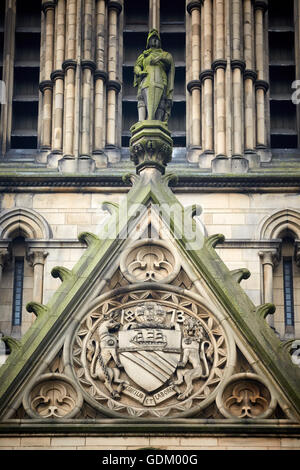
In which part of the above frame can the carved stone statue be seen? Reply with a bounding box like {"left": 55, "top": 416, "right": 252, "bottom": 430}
{"left": 134, "top": 29, "right": 175, "bottom": 124}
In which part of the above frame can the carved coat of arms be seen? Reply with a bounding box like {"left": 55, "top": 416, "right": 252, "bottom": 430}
{"left": 74, "top": 293, "right": 225, "bottom": 417}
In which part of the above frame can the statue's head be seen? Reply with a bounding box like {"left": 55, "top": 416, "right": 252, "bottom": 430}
{"left": 146, "top": 29, "right": 161, "bottom": 49}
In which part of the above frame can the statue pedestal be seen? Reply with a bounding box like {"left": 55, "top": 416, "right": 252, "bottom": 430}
{"left": 130, "top": 120, "right": 173, "bottom": 175}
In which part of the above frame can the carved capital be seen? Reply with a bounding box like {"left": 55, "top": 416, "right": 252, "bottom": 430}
{"left": 81, "top": 60, "right": 96, "bottom": 71}
{"left": 244, "top": 69, "right": 257, "bottom": 82}
{"left": 107, "top": 0, "right": 122, "bottom": 14}
{"left": 295, "top": 240, "right": 300, "bottom": 267}
{"left": 231, "top": 59, "right": 246, "bottom": 72}
{"left": 94, "top": 69, "right": 108, "bottom": 83}
{"left": 187, "top": 79, "right": 201, "bottom": 93}
{"left": 39, "top": 80, "right": 53, "bottom": 93}
{"left": 199, "top": 69, "right": 214, "bottom": 82}
{"left": 62, "top": 59, "right": 77, "bottom": 72}
{"left": 0, "top": 249, "right": 10, "bottom": 268}
{"left": 254, "top": 0, "right": 268, "bottom": 12}
{"left": 129, "top": 121, "right": 173, "bottom": 174}
{"left": 187, "top": 0, "right": 202, "bottom": 14}
{"left": 107, "top": 79, "right": 122, "bottom": 93}
{"left": 255, "top": 79, "right": 269, "bottom": 93}
{"left": 50, "top": 69, "right": 65, "bottom": 81}
{"left": 27, "top": 250, "right": 48, "bottom": 267}
{"left": 41, "top": 1, "right": 56, "bottom": 13}
{"left": 259, "top": 250, "right": 279, "bottom": 268}
{"left": 212, "top": 59, "right": 227, "bottom": 72}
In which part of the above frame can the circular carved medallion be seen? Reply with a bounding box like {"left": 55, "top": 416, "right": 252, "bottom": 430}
{"left": 69, "top": 286, "right": 235, "bottom": 418}
{"left": 23, "top": 373, "right": 83, "bottom": 419}
{"left": 216, "top": 373, "right": 276, "bottom": 419}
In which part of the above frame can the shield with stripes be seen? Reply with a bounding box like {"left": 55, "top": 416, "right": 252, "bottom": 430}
{"left": 118, "top": 328, "right": 181, "bottom": 392}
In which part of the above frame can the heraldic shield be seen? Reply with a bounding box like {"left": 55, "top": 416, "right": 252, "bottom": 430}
{"left": 118, "top": 328, "right": 181, "bottom": 393}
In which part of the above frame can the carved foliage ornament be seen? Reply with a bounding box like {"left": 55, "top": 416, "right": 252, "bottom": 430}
{"left": 69, "top": 287, "right": 234, "bottom": 418}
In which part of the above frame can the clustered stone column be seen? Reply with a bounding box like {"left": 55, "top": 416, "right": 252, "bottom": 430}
{"left": 254, "top": 0, "right": 269, "bottom": 153}
{"left": 0, "top": 249, "right": 10, "bottom": 287}
{"left": 259, "top": 250, "right": 279, "bottom": 328}
{"left": 0, "top": 0, "right": 16, "bottom": 155}
{"left": 93, "top": 0, "right": 108, "bottom": 168}
{"left": 186, "top": 0, "right": 270, "bottom": 172}
{"left": 186, "top": 1, "right": 202, "bottom": 163}
{"left": 105, "top": 0, "right": 122, "bottom": 164}
{"left": 28, "top": 251, "right": 48, "bottom": 305}
{"left": 36, "top": 0, "right": 124, "bottom": 171}
{"left": 80, "top": 0, "right": 96, "bottom": 172}
{"left": 39, "top": 1, "right": 55, "bottom": 156}
{"left": 150, "top": 0, "right": 160, "bottom": 31}
{"left": 243, "top": 0, "right": 256, "bottom": 160}
{"left": 200, "top": 0, "right": 213, "bottom": 160}
{"left": 49, "top": 0, "right": 65, "bottom": 167}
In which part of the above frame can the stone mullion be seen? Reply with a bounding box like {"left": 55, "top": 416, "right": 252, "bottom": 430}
{"left": 62, "top": 0, "right": 77, "bottom": 160}
{"left": 259, "top": 250, "right": 279, "bottom": 328}
{"left": 27, "top": 251, "right": 48, "bottom": 318}
{"left": 106, "top": 1, "right": 122, "bottom": 163}
{"left": 254, "top": 0, "right": 269, "bottom": 149}
{"left": 243, "top": 0, "right": 256, "bottom": 155}
{"left": 39, "top": 2, "right": 55, "bottom": 152}
{"left": 0, "top": 0, "right": 16, "bottom": 155}
{"left": 80, "top": 0, "right": 94, "bottom": 160}
{"left": 49, "top": 0, "right": 66, "bottom": 165}
{"left": 186, "top": 1, "right": 202, "bottom": 161}
{"left": 93, "top": 0, "right": 108, "bottom": 166}
{"left": 200, "top": 0, "right": 213, "bottom": 158}
{"left": 213, "top": 0, "right": 226, "bottom": 158}
{"left": 231, "top": 0, "right": 244, "bottom": 158}
{"left": 295, "top": 1, "right": 300, "bottom": 147}
{"left": 0, "top": 249, "right": 10, "bottom": 287}
{"left": 149, "top": 0, "right": 159, "bottom": 32}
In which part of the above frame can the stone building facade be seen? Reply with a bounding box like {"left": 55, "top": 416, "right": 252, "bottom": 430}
{"left": 0, "top": 0, "right": 300, "bottom": 450}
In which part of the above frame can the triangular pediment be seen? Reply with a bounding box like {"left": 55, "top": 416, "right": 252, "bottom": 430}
{"left": 0, "top": 171, "right": 300, "bottom": 431}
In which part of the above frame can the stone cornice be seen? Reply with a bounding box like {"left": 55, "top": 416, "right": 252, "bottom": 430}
{"left": 0, "top": 420, "right": 299, "bottom": 436}
{"left": 0, "top": 173, "right": 300, "bottom": 191}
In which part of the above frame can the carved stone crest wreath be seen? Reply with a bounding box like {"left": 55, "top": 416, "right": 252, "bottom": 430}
{"left": 69, "top": 285, "right": 235, "bottom": 418}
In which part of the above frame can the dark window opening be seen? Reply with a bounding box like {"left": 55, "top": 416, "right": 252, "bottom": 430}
{"left": 268, "top": 0, "right": 297, "bottom": 149}
{"left": 12, "top": 257, "right": 24, "bottom": 327}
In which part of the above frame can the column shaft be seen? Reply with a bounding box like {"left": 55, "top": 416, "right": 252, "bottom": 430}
{"left": 254, "top": 2, "right": 268, "bottom": 148}
{"left": 232, "top": 66, "right": 242, "bottom": 155}
{"left": 81, "top": 66, "right": 92, "bottom": 155}
{"left": 214, "top": 0, "right": 226, "bottom": 156}
{"left": 28, "top": 251, "right": 48, "bottom": 305}
{"left": 106, "top": 2, "right": 122, "bottom": 153}
{"left": 150, "top": 0, "right": 160, "bottom": 31}
{"left": 215, "top": 66, "right": 226, "bottom": 155}
{"left": 189, "top": 3, "right": 201, "bottom": 148}
{"left": 202, "top": 0, "right": 213, "bottom": 153}
{"left": 94, "top": 0, "right": 107, "bottom": 154}
{"left": 63, "top": 0, "right": 77, "bottom": 156}
{"left": 0, "top": 0, "right": 16, "bottom": 154}
{"left": 80, "top": 0, "right": 94, "bottom": 157}
{"left": 260, "top": 251, "right": 277, "bottom": 328}
{"left": 52, "top": 0, "right": 66, "bottom": 153}
{"left": 40, "top": 3, "right": 55, "bottom": 149}
{"left": 64, "top": 65, "right": 76, "bottom": 155}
